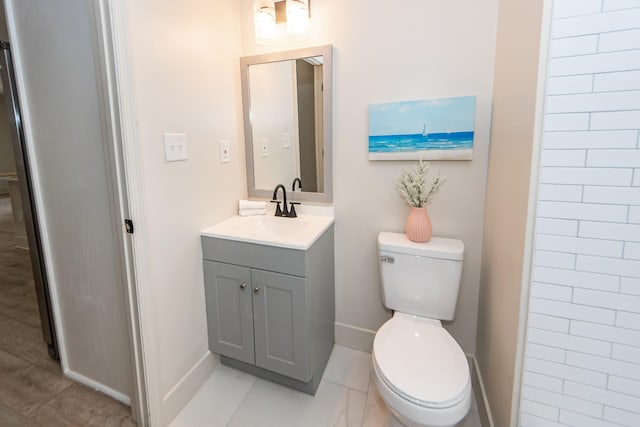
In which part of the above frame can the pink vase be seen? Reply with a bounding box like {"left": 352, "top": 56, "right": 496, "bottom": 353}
{"left": 405, "top": 206, "right": 432, "bottom": 243}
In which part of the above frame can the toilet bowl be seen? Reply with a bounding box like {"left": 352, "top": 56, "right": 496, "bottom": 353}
{"left": 371, "top": 313, "right": 471, "bottom": 427}
{"left": 373, "top": 232, "right": 470, "bottom": 427}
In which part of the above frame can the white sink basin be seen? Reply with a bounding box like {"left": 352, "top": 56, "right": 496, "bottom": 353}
{"left": 201, "top": 214, "right": 334, "bottom": 250}
{"left": 254, "top": 215, "right": 310, "bottom": 236}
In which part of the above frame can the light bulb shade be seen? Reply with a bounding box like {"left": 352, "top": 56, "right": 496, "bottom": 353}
{"left": 286, "top": 0, "right": 309, "bottom": 35}
{"left": 254, "top": 0, "right": 276, "bottom": 45}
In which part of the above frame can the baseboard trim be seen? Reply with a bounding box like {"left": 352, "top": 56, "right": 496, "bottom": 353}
{"left": 334, "top": 322, "right": 376, "bottom": 353}
{"left": 161, "top": 351, "right": 217, "bottom": 425}
{"left": 467, "top": 354, "right": 495, "bottom": 427}
{"left": 64, "top": 369, "right": 131, "bottom": 406}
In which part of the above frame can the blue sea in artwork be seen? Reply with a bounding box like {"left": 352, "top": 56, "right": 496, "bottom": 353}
{"left": 368, "top": 131, "right": 474, "bottom": 153}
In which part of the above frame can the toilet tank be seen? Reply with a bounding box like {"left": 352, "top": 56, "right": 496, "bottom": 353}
{"left": 378, "top": 232, "right": 464, "bottom": 321}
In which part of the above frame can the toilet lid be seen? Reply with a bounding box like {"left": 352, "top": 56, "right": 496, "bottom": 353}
{"left": 373, "top": 313, "right": 470, "bottom": 409}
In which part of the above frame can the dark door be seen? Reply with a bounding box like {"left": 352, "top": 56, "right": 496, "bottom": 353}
{"left": 0, "top": 41, "right": 58, "bottom": 359}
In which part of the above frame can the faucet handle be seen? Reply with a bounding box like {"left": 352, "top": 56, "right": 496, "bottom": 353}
{"left": 270, "top": 200, "right": 283, "bottom": 216}
{"left": 288, "top": 202, "right": 300, "bottom": 218}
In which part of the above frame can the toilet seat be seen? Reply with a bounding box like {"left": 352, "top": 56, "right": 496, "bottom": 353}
{"left": 373, "top": 312, "right": 470, "bottom": 410}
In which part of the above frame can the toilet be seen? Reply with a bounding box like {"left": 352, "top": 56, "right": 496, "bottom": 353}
{"left": 372, "top": 232, "right": 471, "bottom": 427}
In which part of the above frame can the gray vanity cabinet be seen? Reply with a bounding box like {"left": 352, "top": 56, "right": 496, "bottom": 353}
{"left": 204, "top": 262, "right": 309, "bottom": 382}
{"left": 251, "top": 269, "right": 309, "bottom": 381}
{"left": 201, "top": 224, "right": 334, "bottom": 395}
{"left": 203, "top": 261, "right": 255, "bottom": 365}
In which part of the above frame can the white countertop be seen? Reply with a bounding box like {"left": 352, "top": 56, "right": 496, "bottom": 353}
{"left": 201, "top": 213, "right": 335, "bottom": 250}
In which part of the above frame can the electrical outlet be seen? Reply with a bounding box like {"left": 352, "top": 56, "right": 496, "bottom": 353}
{"left": 220, "top": 140, "right": 231, "bottom": 163}
{"left": 261, "top": 138, "right": 269, "bottom": 157}
{"left": 163, "top": 133, "right": 188, "bottom": 162}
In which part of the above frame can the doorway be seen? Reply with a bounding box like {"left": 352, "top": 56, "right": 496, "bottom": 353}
{"left": 0, "top": 40, "right": 138, "bottom": 425}
{"left": 0, "top": 0, "right": 147, "bottom": 424}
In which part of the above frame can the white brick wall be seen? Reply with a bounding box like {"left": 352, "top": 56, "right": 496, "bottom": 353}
{"left": 520, "top": 1, "right": 640, "bottom": 425}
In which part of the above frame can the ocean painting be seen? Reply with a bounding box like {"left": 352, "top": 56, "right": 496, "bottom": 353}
{"left": 368, "top": 96, "right": 476, "bottom": 161}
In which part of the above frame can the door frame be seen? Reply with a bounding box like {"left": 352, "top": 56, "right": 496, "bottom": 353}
{"left": 89, "top": 1, "right": 149, "bottom": 424}
{"left": 100, "top": 1, "right": 166, "bottom": 424}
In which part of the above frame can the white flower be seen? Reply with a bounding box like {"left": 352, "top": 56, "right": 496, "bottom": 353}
{"left": 395, "top": 160, "right": 446, "bottom": 208}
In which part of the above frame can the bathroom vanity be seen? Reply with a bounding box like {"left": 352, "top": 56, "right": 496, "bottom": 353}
{"left": 210, "top": 43, "right": 336, "bottom": 395}
{"left": 201, "top": 213, "right": 335, "bottom": 395}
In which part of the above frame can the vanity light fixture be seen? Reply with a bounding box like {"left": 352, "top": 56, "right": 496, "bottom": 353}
{"left": 253, "top": 0, "right": 276, "bottom": 45}
{"left": 285, "top": 0, "right": 310, "bottom": 36}
{"left": 253, "top": 0, "right": 310, "bottom": 45}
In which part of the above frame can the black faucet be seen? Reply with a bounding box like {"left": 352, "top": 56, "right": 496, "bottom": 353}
{"left": 292, "top": 177, "right": 303, "bottom": 192}
{"left": 272, "top": 184, "right": 299, "bottom": 218}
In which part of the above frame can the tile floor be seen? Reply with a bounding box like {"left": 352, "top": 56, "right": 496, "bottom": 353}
{"left": 171, "top": 344, "right": 482, "bottom": 427}
{"left": 0, "top": 195, "right": 135, "bottom": 426}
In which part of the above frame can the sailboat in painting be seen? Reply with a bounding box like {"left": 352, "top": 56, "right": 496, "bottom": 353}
{"left": 422, "top": 124, "right": 429, "bottom": 137}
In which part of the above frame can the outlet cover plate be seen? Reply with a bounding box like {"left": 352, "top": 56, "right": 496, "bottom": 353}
{"left": 220, "top": 140, "right": 231, "bottom": 163}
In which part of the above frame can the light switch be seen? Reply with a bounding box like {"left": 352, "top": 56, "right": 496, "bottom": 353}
{"left": 163, "top": 133, "right": 188, "bottom": 162}
{"left": 220, "top": 140, "right": 231, "bottom": 163}
{"left": 282, "top": 132, "right": 291, "bottom": 149}
{"left": 261, "top": 138, "right": 269, "bottom": 157}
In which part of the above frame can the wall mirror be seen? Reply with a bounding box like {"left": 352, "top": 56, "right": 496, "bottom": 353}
{"left": 241, "top": 45, "right": 333, "bottom": 203}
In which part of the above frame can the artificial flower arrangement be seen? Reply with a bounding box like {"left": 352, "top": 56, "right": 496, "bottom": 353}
{"left": 395, "top": 159, "right": 445, "bottom": 208}
{"left": 395, "top": 160, "right": 445, "bottom": 242}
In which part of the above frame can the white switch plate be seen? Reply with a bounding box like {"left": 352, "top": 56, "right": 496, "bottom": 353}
{"left": 282, "top": 132, "right": 291, "bottom": 149}
{"left": 220, "top": 140, "right": 231, "bottom": 163}
{"left": 261, "top": 138, "right": 269, "bottom": 157}
{"left": 163, "top": 133, "right": 188, "bottom": 162}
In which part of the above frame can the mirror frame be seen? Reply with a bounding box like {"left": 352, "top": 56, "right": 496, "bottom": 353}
{"left": 240, "top": 44, "right": 333, "bottom": 203}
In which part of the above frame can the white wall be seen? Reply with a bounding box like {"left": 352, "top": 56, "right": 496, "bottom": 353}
{"left": 476, "top": 0, "right": 547, "bottom": 424}
{"left": 239, "top": 0, "right": 499, "bottom": 354}
{"left": 121, "top": 0, "right": 244, "bottom": 424}
{"left": 6, "top": 0, "right": 132, "bottom": 399}
{"left": 519, "top": 1, "right": 640, "bottom": 425}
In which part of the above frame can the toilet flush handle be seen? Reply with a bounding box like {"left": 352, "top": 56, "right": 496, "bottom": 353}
{"left": 379, "top": 255, "right": 395, "bottom": 264}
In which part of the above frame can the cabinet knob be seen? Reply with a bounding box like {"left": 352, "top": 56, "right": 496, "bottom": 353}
{"left": 254, "top": 286, "right": 261, "bottom": 294}
{"left": 240, "top": 283, "right": 247, "bottom": 290}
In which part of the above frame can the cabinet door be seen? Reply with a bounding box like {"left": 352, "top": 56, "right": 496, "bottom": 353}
{"left": 203, "top": 261, "right": 255, "bottom": 364}
{"left": 252, "top": 269, "right": 309, "bottom": 382}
